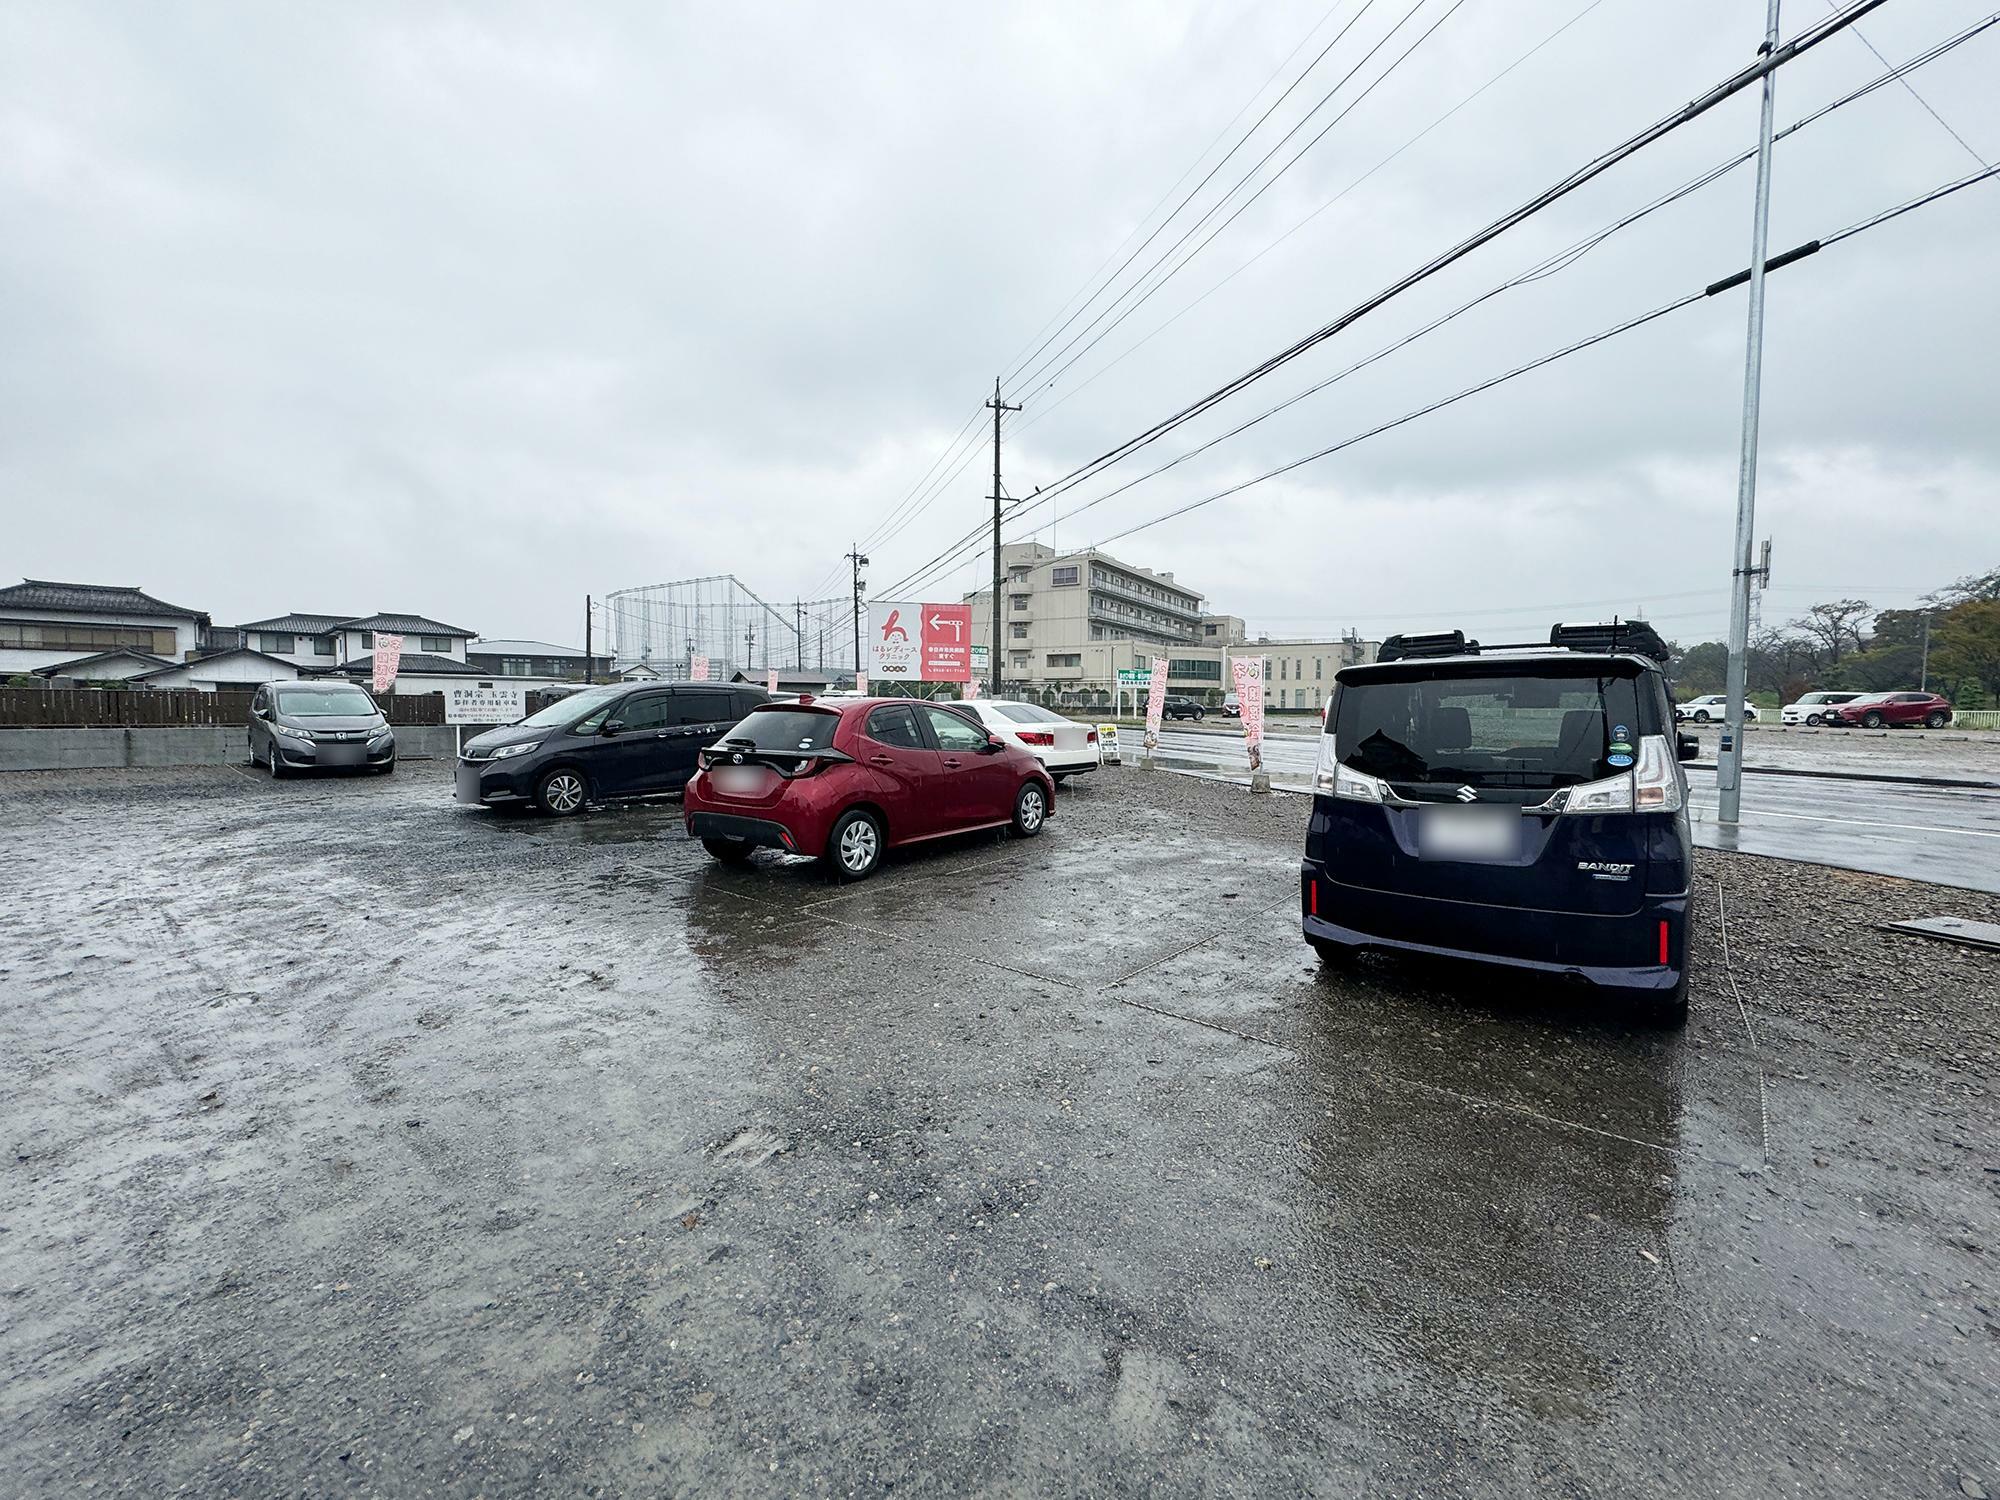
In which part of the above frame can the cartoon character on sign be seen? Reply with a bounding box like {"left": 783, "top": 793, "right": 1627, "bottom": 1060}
{"left": 881, "top": 610, "right": 909, "bottom": 644}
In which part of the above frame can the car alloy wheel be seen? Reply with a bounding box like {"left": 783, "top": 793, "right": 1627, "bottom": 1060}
{"left": 829, "top": 810, "right": 882, "bottom": 880}
{"left": 1805, "top": 713, "right": 1821, "bottom": 726}
{"left": 1693, "top": 710, "right": 1710, "bottom": 722}
{"left": 1012, "top": 781, "right": 1046, "bottom": 837}
{"left": 269, "top": 739, "right": 286, "bottom": 778}
{"left": 1862, "top": 711, "right": 1885, "bottom": 729}
{"left": 538, "top": 769, "right": 587, "bottom": 816}
{"left": 1925, "top": 710, "right": 1949, "bottom": 728}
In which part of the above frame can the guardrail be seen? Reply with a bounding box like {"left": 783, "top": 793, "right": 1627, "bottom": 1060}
{"left": 1950, "top": 709, "right": 2000, "bottom": 730}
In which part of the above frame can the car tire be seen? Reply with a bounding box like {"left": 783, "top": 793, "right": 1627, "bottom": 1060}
{"left": 827, "top": 808, "right": 883, "bottom": 881}
{"left": 374, "top": 758, "right": 396, "bottom": 776}
{"left": 1925, "top": 710, "right": 1949, "bottom": 728}
{"left": 1645, "top": 969, "right": 1690, "bottom": 1029}
{"left": 1805, "top": 713, "right": 1821, "bottom": 726}
{"left": 1011, "top": 780, "right": 1048, "bottom": 839}
{"left": 702, "top": 836, "right": 753, "bottom": 863}
{"left": 1309, "top": 937, "right": 1357, "bottom": 969}
{"left": 269, "top": 741, "right": 287, "bottom": 779}
{"left": 536, "top": 767, "right": 588, "bottom": 816}
{"left": 1693, "top": 710, "right": 1710, "bottom": 723}
{"left": 1862, "top": 711, "right": 1886, "bottom": 729}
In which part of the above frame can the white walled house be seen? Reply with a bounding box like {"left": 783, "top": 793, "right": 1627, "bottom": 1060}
{"left": 231, "top": 610, "right": 479, "bottom": 695}
{"left": 0, "top": 579, "right": 208, "bottom": 678}
{"left": 133, "top": 648, "right": 304, "bottom": 692}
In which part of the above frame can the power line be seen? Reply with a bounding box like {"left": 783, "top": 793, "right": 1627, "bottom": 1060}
{"left": 1825, "top": 0, "right": 1989, "bottom": 168}
{"left": 874, "top": 0, "right": 1896, "bottom": 602}
{"left": 991, "top": 0, "right": 1895, "bottom": 530}
{"left": 1010, "top": 0, "right": 1618, "bottom": 443}
{"left": 1081, "top": 161, "right": 2000, "bottom": 553}
{"left": 1011, "top": 0, "right": 1454, "bottom": 402}
{"left": 882, "top": 11, "right": 2000, "bottom": 601}
{"left": 1000, "top": 0, "right": 1384, "bottom": 392}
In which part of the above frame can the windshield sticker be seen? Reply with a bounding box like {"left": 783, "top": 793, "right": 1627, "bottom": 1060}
{"left": 1613, "top": 724, "right": 1629, "bottom": 740}
{"left": 1607, "top": 752, "right": 1634, "bottom": 768}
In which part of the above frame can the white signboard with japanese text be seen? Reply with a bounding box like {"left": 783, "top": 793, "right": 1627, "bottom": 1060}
{"left": 444, "top": 682, "right": 527, "bottom": 725}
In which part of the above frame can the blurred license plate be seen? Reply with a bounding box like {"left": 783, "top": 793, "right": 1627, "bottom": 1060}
{"left": 712, "top": 767, "right": 772, "bottom": 796}
{"left": 1420, "top": 806, "right": 1517, "bottom": 861}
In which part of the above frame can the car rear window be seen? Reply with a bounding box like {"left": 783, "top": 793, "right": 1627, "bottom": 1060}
{"left": 1332, "top": 664, "right": 1654, "bottom": 790}
{"left": 718, "top": 708, "right": 839, "bottom": 753}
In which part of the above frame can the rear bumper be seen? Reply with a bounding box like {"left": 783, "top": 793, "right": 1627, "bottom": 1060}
{"left": 688, "top": 811, "right": 802, "bottom": 852}
{"left": 1302, "top": 860, "right": 1688, "bottom": 993}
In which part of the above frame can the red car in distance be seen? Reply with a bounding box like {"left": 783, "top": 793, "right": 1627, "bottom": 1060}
{"left": 683, "top": 696, "right": 1057, "bottom": 880}
{"left": 1825, "top": 691, "right": 1954, "bottom": 729}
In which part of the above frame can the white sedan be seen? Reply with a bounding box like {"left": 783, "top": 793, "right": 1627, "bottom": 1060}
{"left": 947, "top": 699, "right": 1101, "bottom": 779}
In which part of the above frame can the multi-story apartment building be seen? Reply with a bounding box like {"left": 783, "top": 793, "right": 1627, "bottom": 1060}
{"left": 966, "top": 542, "right": 1208, "bottom": 696}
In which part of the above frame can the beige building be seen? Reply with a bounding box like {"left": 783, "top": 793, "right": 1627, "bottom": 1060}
{"left": 962, "top": 543, "right": 1374, "bottom": 712}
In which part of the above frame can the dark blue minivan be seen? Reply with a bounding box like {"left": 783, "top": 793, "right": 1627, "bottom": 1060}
{"left": 1301, "top": 623, "right": 1697, "bottom": 1023}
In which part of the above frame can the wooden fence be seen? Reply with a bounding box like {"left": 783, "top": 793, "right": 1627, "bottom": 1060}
{"left": 0, "top": 687, "right": 446, "bottom": 727}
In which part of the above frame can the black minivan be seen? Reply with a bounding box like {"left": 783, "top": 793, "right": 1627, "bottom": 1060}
{"left": 456, "top": 681, "right": 769, "bottom": 815}
{"left": 1301, "top": 623, "right": 1696, "bottom": 1023}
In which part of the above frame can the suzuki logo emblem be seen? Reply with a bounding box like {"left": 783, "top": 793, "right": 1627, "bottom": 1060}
{"left": 1455, "top": 785, "right": 1477, "bottom": 803}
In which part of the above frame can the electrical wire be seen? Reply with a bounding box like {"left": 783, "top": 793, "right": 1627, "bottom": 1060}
{"left": 1000, "top": 0, "right": 1384, "bottom": 392}
{"left": 876, "top": 4, "right": 1986, "bottom": 600}
{"left": 979, "top": 0, "right": 1894, "bottom": 539}
{"left": 1011, "top": 0, "right": 1456, "bottom": 402}
{"left": 1080, "top": 161, "right": 2000, "bottom": 552}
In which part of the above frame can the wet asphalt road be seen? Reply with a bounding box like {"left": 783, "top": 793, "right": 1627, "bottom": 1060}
{"left": 1147, "top": 727, "right": 2000, "bottom": 895}
{"left": 2, "top": 764, "right": 1995, "bottom": 1497}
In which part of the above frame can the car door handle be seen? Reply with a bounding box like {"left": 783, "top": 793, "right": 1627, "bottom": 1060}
{"left": 941, "top": 757, "right": 962, "bottom": 769}
{"left": 869, "top": 754, "right": 895, "bottom": 767}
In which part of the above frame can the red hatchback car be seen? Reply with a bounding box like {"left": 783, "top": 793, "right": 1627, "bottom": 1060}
{"left": 682, "top": 697, "right": 1057, "bottom": 880}
{"left": 1826, "top": 691, "right": 1954, "bottom": 729}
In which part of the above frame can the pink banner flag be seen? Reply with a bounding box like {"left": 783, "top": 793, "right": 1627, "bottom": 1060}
{"left": 690, "top": 655, "right": 710, "bottom": 681}
{"left": 1143, "top": 657, "right": 1169, "bottom": 751}
{"left": 1230, "top": 655, "right": 1265, "bottom": 772}
{"left": 766, "top": 669, "right": 778, "bottom": 695}
{"left": 856, "top": 672, "right": 869, "bottom": 695}
{"left": 371, "top": 633, "right": 403, "bottom": 695}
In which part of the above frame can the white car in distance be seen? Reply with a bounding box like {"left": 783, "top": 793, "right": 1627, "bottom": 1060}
{"left": 1780, "top": 690, "right": 1863, "bottom": 726}
{"left": 945, "top": 699, "right": 1101, "bottom": 781}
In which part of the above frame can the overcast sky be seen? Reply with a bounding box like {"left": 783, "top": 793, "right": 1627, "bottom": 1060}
{"left": 3, "top": 0, "right": 1996, "bottom": 651}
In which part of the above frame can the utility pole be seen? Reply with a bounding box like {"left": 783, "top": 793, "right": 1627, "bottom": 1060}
{"left": 744, "top": 625, "right": 755, "bottom": 680}
{"left": 1919, "top": 611, "right": 1932, "bottom": 691}
{"left": 1718, "top": 0, "right": 1783, "bottom": 827}
{"left": 986, "top": 376, "right": 1021, "bottom": 696}
{"left": 794, "top": 600, "right": 804, "bottom": 671}
{"left": 584, "top": 594, "right": 594, "bottom": 684}
{"left": 847, "top": 545, "right": 869, "bottom": 685}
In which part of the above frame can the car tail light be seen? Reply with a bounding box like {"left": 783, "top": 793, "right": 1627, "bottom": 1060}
{"left": 778, "top": 756, "right": 833, "bottom": 779}
{"left": 1017, "top": 731, "right": 1055, "bottom": 746}
{"left": 1086, "top": 729, "right": 1098, "bottom": 744}
{"left": 1561, "top": 734, "right": 1682, "bottom": 815}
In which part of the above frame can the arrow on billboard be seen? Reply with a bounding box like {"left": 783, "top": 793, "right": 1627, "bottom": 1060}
{"left": 928, "top": 612, "right": 963, "bottom": 639}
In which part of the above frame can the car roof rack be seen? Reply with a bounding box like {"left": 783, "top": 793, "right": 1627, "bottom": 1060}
{"left": 1375, "top": 620, "right": 1669, "bottom": 665}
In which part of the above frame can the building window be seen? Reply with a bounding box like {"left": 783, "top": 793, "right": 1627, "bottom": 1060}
{"left": 1008, "top": 567, "right": 1030, "bottom": 582}
{"left": 1010, "top": 652, "right": 1029, "bottom": 668}
{"left": 258, "top": 633, "right": 295, "bottom": 654}
{"left": 500, "top": 658, "right": 532, "bottom": 676}
{"left": 1051, "top": 565, "right": 1080, "bottom": 587}
{"left": 1167, "top": 658, "right": 1221, "bottom": 681}
{"left": 1009, "top": 623, "right": 1028, "bottom": 639}
{"left": 421, "top": 635, "right": 452, "bottom": 653}
{"left": 1295, "top": 658, "right": 1303, "bottom": 680}
{"left": 0, "top": 620, "right": 178, "bottom": 655}
{"left": 1204, "top": 624, "right": 1216, "bottom": 636}
{"left": 1010, "top": 595, "right": 1029, "bottom": 612}
{"left": 1279, "top": 658, "right": 1287, "bottom": 681}
{"left": 1046, "top": 653, "right": 1081, "bottom": 668}
{"left": 361, "top": 632, "right": 374, "bottom": 647}
{"left": 313, "top": 636, "right": 335, "bottom": 656}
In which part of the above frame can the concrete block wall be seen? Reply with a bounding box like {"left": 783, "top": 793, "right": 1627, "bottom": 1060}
{"left": 0, "top": 725, "right": 459, "bottom": 773}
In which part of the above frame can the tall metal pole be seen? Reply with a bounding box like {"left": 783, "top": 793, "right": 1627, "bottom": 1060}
{"left": 848, "top": 545, "right": 868, "bottom": 685}
{"left": 1718, "top": 0, "right": 1783, "bottom": 826}
{"left": 584, "top": 595, "right": 593, "bottom": 683}
{"left": 986, "top": 377, "right": 1020, "bottom": 696}
{"left": 1919, "top": 612, "right": 1932, "bottom": 691}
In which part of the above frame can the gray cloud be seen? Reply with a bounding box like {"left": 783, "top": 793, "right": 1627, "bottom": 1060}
{"left": 2, "top": 0, "right": 1994, "bottom": 647}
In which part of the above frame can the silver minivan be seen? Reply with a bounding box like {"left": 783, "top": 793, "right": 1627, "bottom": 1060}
{"left": 249, "top": 681, "right": 396, "bottom": 778}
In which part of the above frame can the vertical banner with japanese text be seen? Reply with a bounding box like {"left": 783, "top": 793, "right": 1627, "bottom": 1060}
{"left": 690, "top": 655, "right": 710, "bottom": 681}
{"left": 371, "top": 634, "right": 403, "bottom": 695}
{"left": 1143, "top": 657, "right": 1169, "bottom": 753}
{"left": 1231, "top": 655, "right": 1265, "bottom": 773}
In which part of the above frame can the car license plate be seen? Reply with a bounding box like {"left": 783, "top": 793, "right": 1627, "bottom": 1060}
{"left": 1419, "top": 806, "right": 1517, "bottom": 861}
{"left": 712, "top": 766, "right": 771, "bottom": 797}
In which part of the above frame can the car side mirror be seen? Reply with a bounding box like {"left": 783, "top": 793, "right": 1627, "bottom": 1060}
{"left": 981, "top": 736, "right": 1005, "bottom": 753}
{"left": 1677, "top": 734, "right": 1699, "bottom": 762}
{"left": 601, "top": 720, "right": 625, "bottom": 737}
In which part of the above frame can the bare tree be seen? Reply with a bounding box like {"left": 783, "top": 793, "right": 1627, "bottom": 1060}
{"left": 1788, "top": 599, "right": 1871, "bottom": 669}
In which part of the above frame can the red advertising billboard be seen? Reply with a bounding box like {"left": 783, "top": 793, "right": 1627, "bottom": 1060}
{"left": 919, "top": 604, "right": 973, "bottom": 683}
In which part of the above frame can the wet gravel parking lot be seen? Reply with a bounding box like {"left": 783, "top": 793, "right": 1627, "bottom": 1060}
{"left": 2, "top": 763, "right": 1996, "bottom": 1497}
